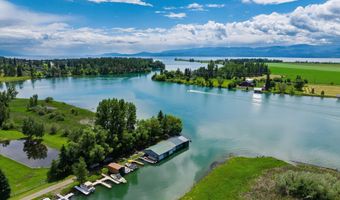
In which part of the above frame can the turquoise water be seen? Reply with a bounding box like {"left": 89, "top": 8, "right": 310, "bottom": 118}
{"left": 7, "top": 58, "right": 340, "bottom": 200}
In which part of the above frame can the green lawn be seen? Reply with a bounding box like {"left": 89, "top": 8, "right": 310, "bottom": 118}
{"left": 268, "top": 63, "right": 340, "bottom": 85}
{"left": 0, "top": 130, "right": 25, "bottom": 141}
{"left": 7, "top": 98, "right": 95, "bottom": 149}
{"left": 181, "top": 157, "right": 287, "bottom": 200}
{"left": 0, "top": 155, "right": 49, "bottom": 198}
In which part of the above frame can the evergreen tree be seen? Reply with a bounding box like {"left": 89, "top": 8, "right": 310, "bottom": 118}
{"left": 0, "top": 169, "right": 11, "bottom": 200}
{"left": 72, "top": 157, "right": 88, "bottom": 184}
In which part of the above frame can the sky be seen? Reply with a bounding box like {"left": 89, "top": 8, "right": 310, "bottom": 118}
{"left": 0, "top": 0, "right": 339, "bottom": 56}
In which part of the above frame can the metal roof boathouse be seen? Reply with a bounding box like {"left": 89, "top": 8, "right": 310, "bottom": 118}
{"left": 144, "top": 136, "right": 189, "bottom": 162}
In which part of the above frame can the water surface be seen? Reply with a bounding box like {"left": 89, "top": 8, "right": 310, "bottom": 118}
{"left": 0, "top": 139, "right": 59, "bottom": 168}
{"left": 5, "top": 58, "right": 340, "bottom": 199}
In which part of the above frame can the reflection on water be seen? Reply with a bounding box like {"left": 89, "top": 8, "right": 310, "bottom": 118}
{"left": 23, "top": 139, "right": 48, "bottom": 160}
{"left": 0, "top": 139, "right": 58, "bottom": 168}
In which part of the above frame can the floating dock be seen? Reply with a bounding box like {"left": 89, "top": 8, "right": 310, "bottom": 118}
{"left": 56, "top": 193, "right": 74, "bottom": 200}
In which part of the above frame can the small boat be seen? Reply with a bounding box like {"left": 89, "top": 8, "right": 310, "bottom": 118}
{"left": 110, "top": 174, "right": 127, "bottom": 184}
{"left": 140, "top": 156, "right": 157, "bottom": 164}
{"left": 125, "top": 162, "right": 138, "bottom": 171}
{"left": 123, "top": 166, "right": 132, "bottom": 174}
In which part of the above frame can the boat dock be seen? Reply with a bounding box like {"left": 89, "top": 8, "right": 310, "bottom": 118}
{"left": 92, "top": 174, "right": 121, "bottom": 188}
{"left": 74, "top": 186, "right": 91, "bottom": 195}
{"left": 129, "top": 159, "right": 144, "bottom": 166}
{"left": 56, "top": 193, "right": 74, "bottom": 200}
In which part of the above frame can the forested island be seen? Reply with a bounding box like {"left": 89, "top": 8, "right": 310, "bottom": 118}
{"left": 0, "top": 57, "right": 165, "bottom": 81}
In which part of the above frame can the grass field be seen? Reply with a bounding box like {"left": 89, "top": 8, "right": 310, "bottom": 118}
{"left": 304, "top": 84, "right": 340, "bottom": 97}
{"left": 181, "top": 157, "right": 287, "bottom": 200}
{"left": 6, "top": 98, "right": 95, "bottom": 149}
{"left": 0, "top": 76, "right": 30, "bottom": 83}
{"left": 0, "top": 155, "right": 49, "bottom": 198}
{"left": 268, "top": 62, "right": 340, "bottom": 85}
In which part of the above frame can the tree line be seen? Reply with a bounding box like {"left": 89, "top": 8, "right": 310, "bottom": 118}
{"left": 48, "top": 98, "right": 182, "bottom": 182}
{"left": 0, "top": 57, "right": 165, "bottom": 78}
{"left": 153, "top": 61, "right": 269, "bottom": 81}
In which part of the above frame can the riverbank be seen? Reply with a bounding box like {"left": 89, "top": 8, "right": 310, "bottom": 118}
{"left": 181, "top": 156, "right": 340, "bottom": 200}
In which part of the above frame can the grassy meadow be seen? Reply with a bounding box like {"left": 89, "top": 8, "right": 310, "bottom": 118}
{"left": 4, "top": 98, "right": 95, "bottom": 149}
{"left": 181, "top": 157, "right": 287, "bottom": 200}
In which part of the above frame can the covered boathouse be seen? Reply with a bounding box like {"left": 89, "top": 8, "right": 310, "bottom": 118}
{"left": 144, "top": 136, "right": 189, "bottom": 162}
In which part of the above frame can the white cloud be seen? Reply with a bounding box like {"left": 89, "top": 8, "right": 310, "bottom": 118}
{"left": 0, "top": 0, "right": 339, "bottom": 56}
{"left": 206, "top": 4, "right": 225, "bottom": 8}
{"left": 242, "top": 0, "right": 297, "bottom": 5}
{"left": 187, "top": 3, "right": 205, "bottom": 11}
{"left": 88, "top": 0, "right": 152, "bottom": 7}
{"left": 164, "top": 12, "right": 187, "bottom": 19}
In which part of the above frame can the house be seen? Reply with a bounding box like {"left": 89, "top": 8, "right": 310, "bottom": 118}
{"left": 144, "top": 136, "right": 189, "bottom": 162}
{"left": 239, "top": 78, "right": 255, "bottom": 87}
{"left": 107, "top": 163, "right": 125, "bottom": 174}
{"left": 254, "top": 87, "right": 263, "bottom": 93}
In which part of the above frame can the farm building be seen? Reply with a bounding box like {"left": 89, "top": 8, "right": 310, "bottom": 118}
{"left": 144, "top": 136, "right": 189, "bottom": 162}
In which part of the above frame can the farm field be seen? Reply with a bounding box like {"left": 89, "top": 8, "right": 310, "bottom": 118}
{"left": 268, "top": 62, "right": 340, "bottom": 85}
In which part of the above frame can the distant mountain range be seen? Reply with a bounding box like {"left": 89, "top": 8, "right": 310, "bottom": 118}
{"left": 102, "top": 44, "right": 340, "bottom": 58}
{"left": 1, "top": 44, "right": 339, "bottom": 58}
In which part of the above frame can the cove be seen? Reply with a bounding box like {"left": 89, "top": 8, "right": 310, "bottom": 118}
{"left": 7, "top": 58, "right": 340, "bottom": 200}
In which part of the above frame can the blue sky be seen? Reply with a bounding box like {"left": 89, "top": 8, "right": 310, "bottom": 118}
{"left": 0, "top": 0, "right": 339, "bottom": 56}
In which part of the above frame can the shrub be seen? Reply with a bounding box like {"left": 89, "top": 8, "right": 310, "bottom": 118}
{"left": 22, "top": 117, "right": 44, "bottom": 138}
{"left": 70, "top": 108, "right": 78, "bottom": 116}
{"left": 2, "top": 120, "right": 15, "bottom": 130}
{"left": 48, "top": 112, "right": 65, "bottom": 121}
{"left": 276, "top": 170, "right": 340, "bottom": 200}
{"left": 50, "top": 125, "right": 58, "bottom": 135}
{"left": 321, "top": 90, "right": 325, "bottom": 97}
{"left": 45, "top": 97, "right": 54, "bottom": 103}
{"left": 62, "top": 129, "right": 70, "bottom": 137}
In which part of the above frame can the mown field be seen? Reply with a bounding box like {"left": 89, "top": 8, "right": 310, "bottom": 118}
{"left": 268, "top": 62, "right": 340, "bottom": 85}
{"left": 181, "top": 157, "right": 287, "bottom": 200}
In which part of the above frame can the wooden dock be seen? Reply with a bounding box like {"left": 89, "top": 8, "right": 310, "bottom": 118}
{"left": 56, "top": 193, "right": 74, "bottom": 200}
{"left": 92, "top": 174, "right": 121, "bottom": 188}
{"left": 129, "top": 159, "right": 144, "bottom": 166}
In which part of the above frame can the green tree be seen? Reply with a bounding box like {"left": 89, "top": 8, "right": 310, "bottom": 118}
{"left": 157, "top": 110, "right": 164, "bottom": 122}
{"left": 126, "top": 103, "right": 136, "bottom": 132}
{"left": 217, "top": 77, "right": 224, "bottom": 88}
{"left": 265, "top": 71, "right": 271, "bottom": 91}
{"left": 0, "top": 169, "right": 11, "bottom": 200}
{"left": 162, "top": 115, "right": 183, "bottom": 137}
{"left": 294, "top": 75, "right": 305, "bottom": 91}
{"left": 22, "top": 117, "right": 44, "bottom": 138}
{"left": 72, "top": 157, "right": 88, "bottom": 184}
{"left": 0, "top": 91, "right": 10, "bottom": 128}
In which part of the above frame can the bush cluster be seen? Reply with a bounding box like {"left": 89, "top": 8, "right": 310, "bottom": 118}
{"left": 276, "top": 170, "right": 340, "bottom": 200}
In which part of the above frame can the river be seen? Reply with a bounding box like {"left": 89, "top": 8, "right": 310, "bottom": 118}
{"left": 5, "top": 57, "right": 340, "bottom": 200}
